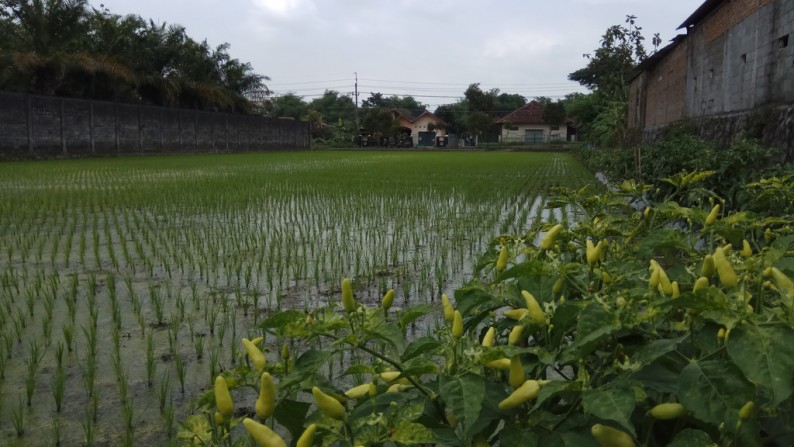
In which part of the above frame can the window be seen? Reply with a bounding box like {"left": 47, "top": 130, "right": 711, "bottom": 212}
{"left": 741, "top": 53, "right": 747, "bottom": 64}
{"left": 779, "top": 34, "right": 789, "bottom": 49}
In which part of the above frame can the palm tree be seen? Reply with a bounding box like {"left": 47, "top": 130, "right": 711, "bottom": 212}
{"left": 0, "top": 0, "right": 134, "bottom": 96}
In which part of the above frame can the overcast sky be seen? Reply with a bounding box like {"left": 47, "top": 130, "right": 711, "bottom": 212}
{"left": 93, "top": 0, "right": 699, "bottom": 110}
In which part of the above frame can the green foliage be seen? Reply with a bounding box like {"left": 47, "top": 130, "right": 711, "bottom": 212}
{"left": 269, "top": 93, "right": 309, "bottom": 120}
{"left": 0, "top": 0, "right": 266, "bottom": 112}
{"left": 568, "top": 15, "right": 661, "bottom": 146}
{"left": 307, "top": 90, "right": 356, "bottom": 124}
{"left": 361, "top": 108, "right": 399, "bottom": 138}
{"left": 576, "top": 132, "right": 785, "bottom": 212}
{"left": 182, "top": 172, "right": 794, "bottom": 447}
{"left": 569, "top": 15, "right": 659, "bottom": 101}
{"left": 541, "top": 100, "right": 566, "bottom": 126}
{"left": 361, "top": 93, "right": 426, "bottom": 113}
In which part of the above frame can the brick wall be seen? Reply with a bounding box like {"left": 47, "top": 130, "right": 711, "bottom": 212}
{"left": 643, "top": 40, "right": 689, "bottom": 129}
{"left": 703, "top": 0, "right": 772, "bottom": 43}
{"left": 0, "top": 92, "right": 311, "bottom": 159}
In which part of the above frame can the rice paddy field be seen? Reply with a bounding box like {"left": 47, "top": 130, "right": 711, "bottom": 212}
{"left": 0, "top": 150, "right": 598, "bottom": 446}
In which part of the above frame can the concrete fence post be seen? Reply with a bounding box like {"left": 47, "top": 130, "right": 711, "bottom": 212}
{"left": 60, "top": 98, "right": 67, "bottom": 156}
{"left": 89, "top": 100, "right": 95, "bottom": 154}
{"left": 26, "top": 96, "right": 33, "bottom": 155}
{"left": 114, "top": 102, "right": 120, "bottom": 154}
{"left": 138, "top": 105, "right": 143, "bottom": 152}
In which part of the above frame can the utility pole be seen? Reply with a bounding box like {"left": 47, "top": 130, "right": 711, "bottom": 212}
{"left": 354, "top": 72, "right": 359, "bottom": 133}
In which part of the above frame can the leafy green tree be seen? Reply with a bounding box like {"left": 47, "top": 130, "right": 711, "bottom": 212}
{"left": 308, "top": 90, "right": 356, "bottom": 125}
{"left": 568, "top": 15, "right": 660, "bottom": 146}
{"left": 0, "top": 0, "right": 268, "bottom": 112}
{"left": 435, "top": 101, "right": 469, "bottom": 135}
{"left": 464, "top": 83, "right": 496, "bottom": 114}
{"left": 542, "top": 100, "right": 566, "bottom": 125}
{"left": 362, "top": 107, "right": 398, "bottom": 139}
{"left": 361, "top": 92, "right": 386, "bottom": 109}
{"left": 269, "top": 93, "right": 308, "bottom": 119}
{"left": 468, "top": 111, "right": 494, "bottom": 142}
{"left": 569, "top": 15, "right": 659, "bottom": 101}
{"left": 362, "top": 93, "right": 425, "bottom": 114}
{"left": 493, "top": 93, "right": 526, "bottom": 117}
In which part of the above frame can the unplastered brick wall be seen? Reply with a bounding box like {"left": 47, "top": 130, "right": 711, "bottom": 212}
{"left": 643, "top": 41, "right": 688, "bottom": 129}
{"left": 704, "top": 0, "right": 772, "bottom": 43}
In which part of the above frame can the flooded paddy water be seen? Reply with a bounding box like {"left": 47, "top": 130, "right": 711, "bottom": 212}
{"left": 0, "top": 151, "right": 596, "bottom": 446}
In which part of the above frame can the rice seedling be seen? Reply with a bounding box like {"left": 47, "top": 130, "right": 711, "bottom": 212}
{"left": 146, "top": 329, "right": 156, "bottom": 387}
{"left": 11, "top": 393, "right": 25, "bottom": 437}
{"left": 0, "top": 151, "right": 597, "bottom": 444}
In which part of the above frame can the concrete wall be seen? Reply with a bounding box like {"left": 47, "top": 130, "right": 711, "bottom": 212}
{"left": 686, "top": 0, "right": 794, "bottom": 116}
{"left": 0, "top": 92, "right": 311, "bottom": 159}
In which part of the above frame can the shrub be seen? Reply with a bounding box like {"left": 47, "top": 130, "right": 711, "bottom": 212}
{"left": 180, "top": 173, "right": 794, "bottom": 447}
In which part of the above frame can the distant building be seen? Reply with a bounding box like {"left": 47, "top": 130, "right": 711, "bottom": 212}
{"left": 495, "top": 101, "right": 574, "bottom": 144}
{"left": 628, "top": 0, "right": 793, "bottom": 158}
{"left": 391, "top": 109, "right": 447, "bottom": 147}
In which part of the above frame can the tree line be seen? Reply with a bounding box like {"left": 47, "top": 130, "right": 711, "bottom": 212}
{"left": 271, "top": 84, "right": 573, "bottom": 144}
{"left": 0, "top": 0, "right": 268, "bottom": 113}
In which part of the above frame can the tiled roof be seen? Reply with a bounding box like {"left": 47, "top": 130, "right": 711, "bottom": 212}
{"left": 495, "top": 101, "right": 545, "bottom": 124}
{"left": 392, "top": 109, "right": 446, "bottom": 126}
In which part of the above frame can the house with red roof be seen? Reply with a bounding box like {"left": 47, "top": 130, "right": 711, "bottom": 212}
{"left": 494, "top": 101, "right": 574, "bottom": 144}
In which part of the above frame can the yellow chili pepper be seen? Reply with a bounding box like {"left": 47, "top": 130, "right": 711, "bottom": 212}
{"left": 255, "top": 372, "right": 276, "bottom": 420}
{"left": 496, "top": 244, "right": 508, "bottom": 272}
{"left": 693, "top": 276, "right": 710, "bottom": 292}
{"left": 649, "top": 403, "right": 686, "bottom": 419}
{"left": 242, "top": 338, "right": 267, "bottom": 372}
{"left": 741, "top": 240, "right": 752, "bottom": 257}
{"left": 540, "top": 224, "right": 562, "bottom": 251}
{"left": 341, "top": 277, "right": 356, "bottom": 313}
{"left": 214, "top": 375, "right": 234, "bottom": 420}
{"left": 671, "top": 281, "right": 680, "bottom": 299}
{"left": 482, "top": 327, "right": 495, "bottom": 347}
{"left": 296, "top": 424, "right": 317, "bottom": 447}
{"left": 243, "top": 418, "right": 287, "bottom": 447}
{"left": 442, "top": 294, "right": 454, "bottom": 321}
{"left": 508, "top": 325, "right": 524, "bottom": 345}
{"left": 713, "top": 247, "right": 738, "bottom": 288}
{"left": 649, "top": 267, "right": 660, "bottom": 289}
{"left": 451, "top": 310, "right": 463, "bottom": 339}
{"left": 381, "top": 289, "right": 395, "bottom": 311}
{"left": 521, "top": 290, "right": 546, "bottom": 325}
{"left": 344, "top": 383, "right": 371, "bottom": 400}
{"left": 504, "top": 308, "right": 529, "bottom": 320}
{"left": 509, "top": 355, "right": 525, "bottom": 389}
{"left": 295, "top": 424, "right": 317, "bottom": 447}
{"left": 739, "top": 401, "right": 755, "bottom": 421}
{"left": 764, "top": 267, "right": 794, "bottom": 294}
{"left": 586, "top": 240, "right": 599, "bottom": 266}
{"left": 701, "top": 255, "right": 715, "bottom": 277}
{"left": 498, "top": 380, "right": 541, "bottom": 410}
{"left": 591, "top": 424, "right": 636, "bottom": 447}
{"left": 379, "top": 371, "right": 402, "bottom": 383}
{"left": 485, "top": 358, "right": 511, "bottom": 370}
{"left": 312, "top": 386, "right": 346, "bottom": 420}
{"left": 705, "top": 204, "right": 720, "bottom": 226}
{"left": 552, "top": 277, "right": 564, "bottom": 295}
